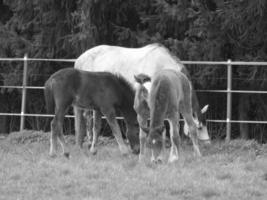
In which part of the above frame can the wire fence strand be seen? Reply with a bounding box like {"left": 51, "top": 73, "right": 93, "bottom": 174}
{"left": 1, "top": 57, "right": 267, "bottom": 131}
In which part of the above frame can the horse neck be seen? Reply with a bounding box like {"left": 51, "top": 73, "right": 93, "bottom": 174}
{"left": 149, "top": 82, "right": 168, "bottom": 132}
{"left": 120, "top": 104, "right": 138, "bottom": 127}
{"left": 180, "top": 66, "right": 203, "bottom": 122}
{"left": 191, "top": 87, "right": 203, "bottom": 121}
{"left": 149, "top": 105, "right": 165, "bottom": 140}
{"left": 150, "top": 106, "right": 165, "bottom": 132}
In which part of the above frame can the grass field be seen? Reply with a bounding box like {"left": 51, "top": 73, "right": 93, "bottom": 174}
{"left": 0, "top": 130, "right": 267, "bottom": 200}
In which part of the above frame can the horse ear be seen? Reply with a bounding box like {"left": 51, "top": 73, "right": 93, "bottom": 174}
{"left": 134, "top": 74, "right": 145, "bottom": 84}
{"left": 201, "top": 104, "right": 209, "bottom": 114}
{"left": 134, "top": 74, "right": 151, "bottom": 84}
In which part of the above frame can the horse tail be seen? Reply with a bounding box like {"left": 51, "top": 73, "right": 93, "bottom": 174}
{"left": 44, "top": 79, "right": 55, "bottom": 114}
{"left": 134, "top": 74, "right": 151, "bottom": 85}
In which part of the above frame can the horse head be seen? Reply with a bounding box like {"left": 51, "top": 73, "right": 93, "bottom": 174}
{"left": 146, "top": 125, "right": 165, "bottom": 163}
{"left": 184, "top": 104, "right": 211, "bottom": 144}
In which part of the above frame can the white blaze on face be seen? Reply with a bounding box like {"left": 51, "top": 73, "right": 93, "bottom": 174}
{"left": 143, "top": 81, "right": 152, "bottom": 93}
{"left": 134, "top": 80, "right": 152, "bottom": 103}
{"left": 133, "top": 81, "right": 151, "bottom": 90}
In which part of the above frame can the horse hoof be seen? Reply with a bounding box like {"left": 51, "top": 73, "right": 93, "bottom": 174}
{"left": 151, "top": 158, "right": 163, "bottom": 164}
{"left": 151, "top": 159, "right": 157, "bottom": 164}
{"left": 90, "top": 148, "right": 97, "bottom": 155}
{"left": 122, "top": 152, "right": 129, "bottom": 157}
{"left": 64, "top": 152, "right": 70, "bottom": 159}
{"left": 49, "top": 153, "right": 56, "bottom": 158}
{"left": 121, "top": 150, "right": 130, "bottom": 157}
{"left": 204, "top": 140, "right": 211, "bottom": 145}
{"left": 168, "top": 156, "right": 179, "bottom": 163}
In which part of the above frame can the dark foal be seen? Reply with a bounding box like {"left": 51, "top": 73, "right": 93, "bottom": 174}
{"left": 44, "top": 68, "right": 139, "bottom": 157}
{"left": 134, "top": 70, "right": 208, "bottom": 163}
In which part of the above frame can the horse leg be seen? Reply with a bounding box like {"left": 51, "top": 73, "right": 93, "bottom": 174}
{"left": 49, "top": 107, "right": 67, "bottom": 157}
{"left": 139, "top": 129, "right": 146, "bottom": 162}
{"left": 104, "top": 108, "right": 129, "bottom": 155}
{"left": 49, "top": 118, "right": 58, "bottom": 157}
{"left": 51, "top": 107, "right": 70, "bottom": 158}
{"left": 150, "top": 128, "right": 167, "bottom": 164}
{"left": 84, "top": 110, "right": 93, "bottom": 145}
{"left": 74, "top": 106, "right": 86, "bottom": 148}
{"left": 57, "top": 122, "right": 70, "bottom": 158}
{"left": 168, "top": 116, "right": 181, "bottom": 163}
{"left": 137, "top": 115, "right": 148, "bottom": 162}
{"left": 182, "top": 112, "right": 201, "bottom": 157}
{"left": 56, "top": 111, "right": 70, "bottom": 158}
{"left": 89, "top": 110, "right": 102, "bottom": 155}
{"left": 161, "top": 128, "right": 167, "bottom": 160}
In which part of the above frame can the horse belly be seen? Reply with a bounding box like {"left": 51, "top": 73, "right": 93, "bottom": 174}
{"left": 73, "top": 95, "right": 98, "bottom": 111}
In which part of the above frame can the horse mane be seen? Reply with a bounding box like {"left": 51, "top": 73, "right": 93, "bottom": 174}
{"left": 114, "top": 73, "right": 135, "bottom": 107}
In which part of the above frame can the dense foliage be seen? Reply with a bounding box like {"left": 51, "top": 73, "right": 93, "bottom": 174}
{"left": 0, "top": 0, "right": 267, "bottom": 141}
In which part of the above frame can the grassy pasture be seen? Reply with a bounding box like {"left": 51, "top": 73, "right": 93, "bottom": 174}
{"left": 0, "top": 131, "right": 267, "bottom": 200}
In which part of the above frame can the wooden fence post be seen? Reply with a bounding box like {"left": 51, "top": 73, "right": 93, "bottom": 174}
{"left": 20, "top": 54, "right": 28, "bottom": 131}
{"left": 226, "top": 59, "right": 232, "bottom": 142}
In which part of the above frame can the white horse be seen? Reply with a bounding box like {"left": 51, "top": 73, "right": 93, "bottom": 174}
{"left": 74, "top": 43, "right": 210, "bottom": 154}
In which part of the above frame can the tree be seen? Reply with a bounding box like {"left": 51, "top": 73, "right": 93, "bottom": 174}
{"left": 0, "top": 0, "right": 267, "bottom": 142}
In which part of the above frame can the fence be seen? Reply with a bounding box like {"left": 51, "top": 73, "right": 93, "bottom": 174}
{"left": 1, "top": 55, "right": 267, "bottom": 141}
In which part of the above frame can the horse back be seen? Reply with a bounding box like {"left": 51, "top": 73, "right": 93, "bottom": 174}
{"left": 48, "top": 68, "right": 81, "bottom": 93}
{"left": 150, "top": 70, "right": 192, "bottom": 113}
{"left": 77, "top": 70, "right": 135, "bottom": 111}
{"left": 46, "top": 68, "right": 133, "bottom": 111}
{"left": 74, "top": 44, "right": 185, "bottom": 87}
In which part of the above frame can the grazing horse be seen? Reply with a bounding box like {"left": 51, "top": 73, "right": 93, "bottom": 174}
{"left": 74, "top": 43, "right": 209, "bottom": 149}
{"left": 134, "top": 70, "right": 203, "bottom": 163}
{"left": 44, "top": 68, "right": 139, "bottom": 157}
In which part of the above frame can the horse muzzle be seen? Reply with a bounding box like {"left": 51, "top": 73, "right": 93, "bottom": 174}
{"left": 199, "top": 138, "right": 211, "bottom": 145}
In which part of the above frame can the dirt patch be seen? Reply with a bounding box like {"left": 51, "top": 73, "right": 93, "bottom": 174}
{"left": 5, "top": 130, "right": 117, "bottom": 146}
{"left": 7, "top": 130, "right": 50, "bottom": 145}
{"left": 202, "top": 139, "right": 266, "bottom": 156}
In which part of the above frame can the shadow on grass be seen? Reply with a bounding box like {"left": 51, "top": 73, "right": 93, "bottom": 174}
{"left": 201, "top": 188, "right": 220, "bottom": 199}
